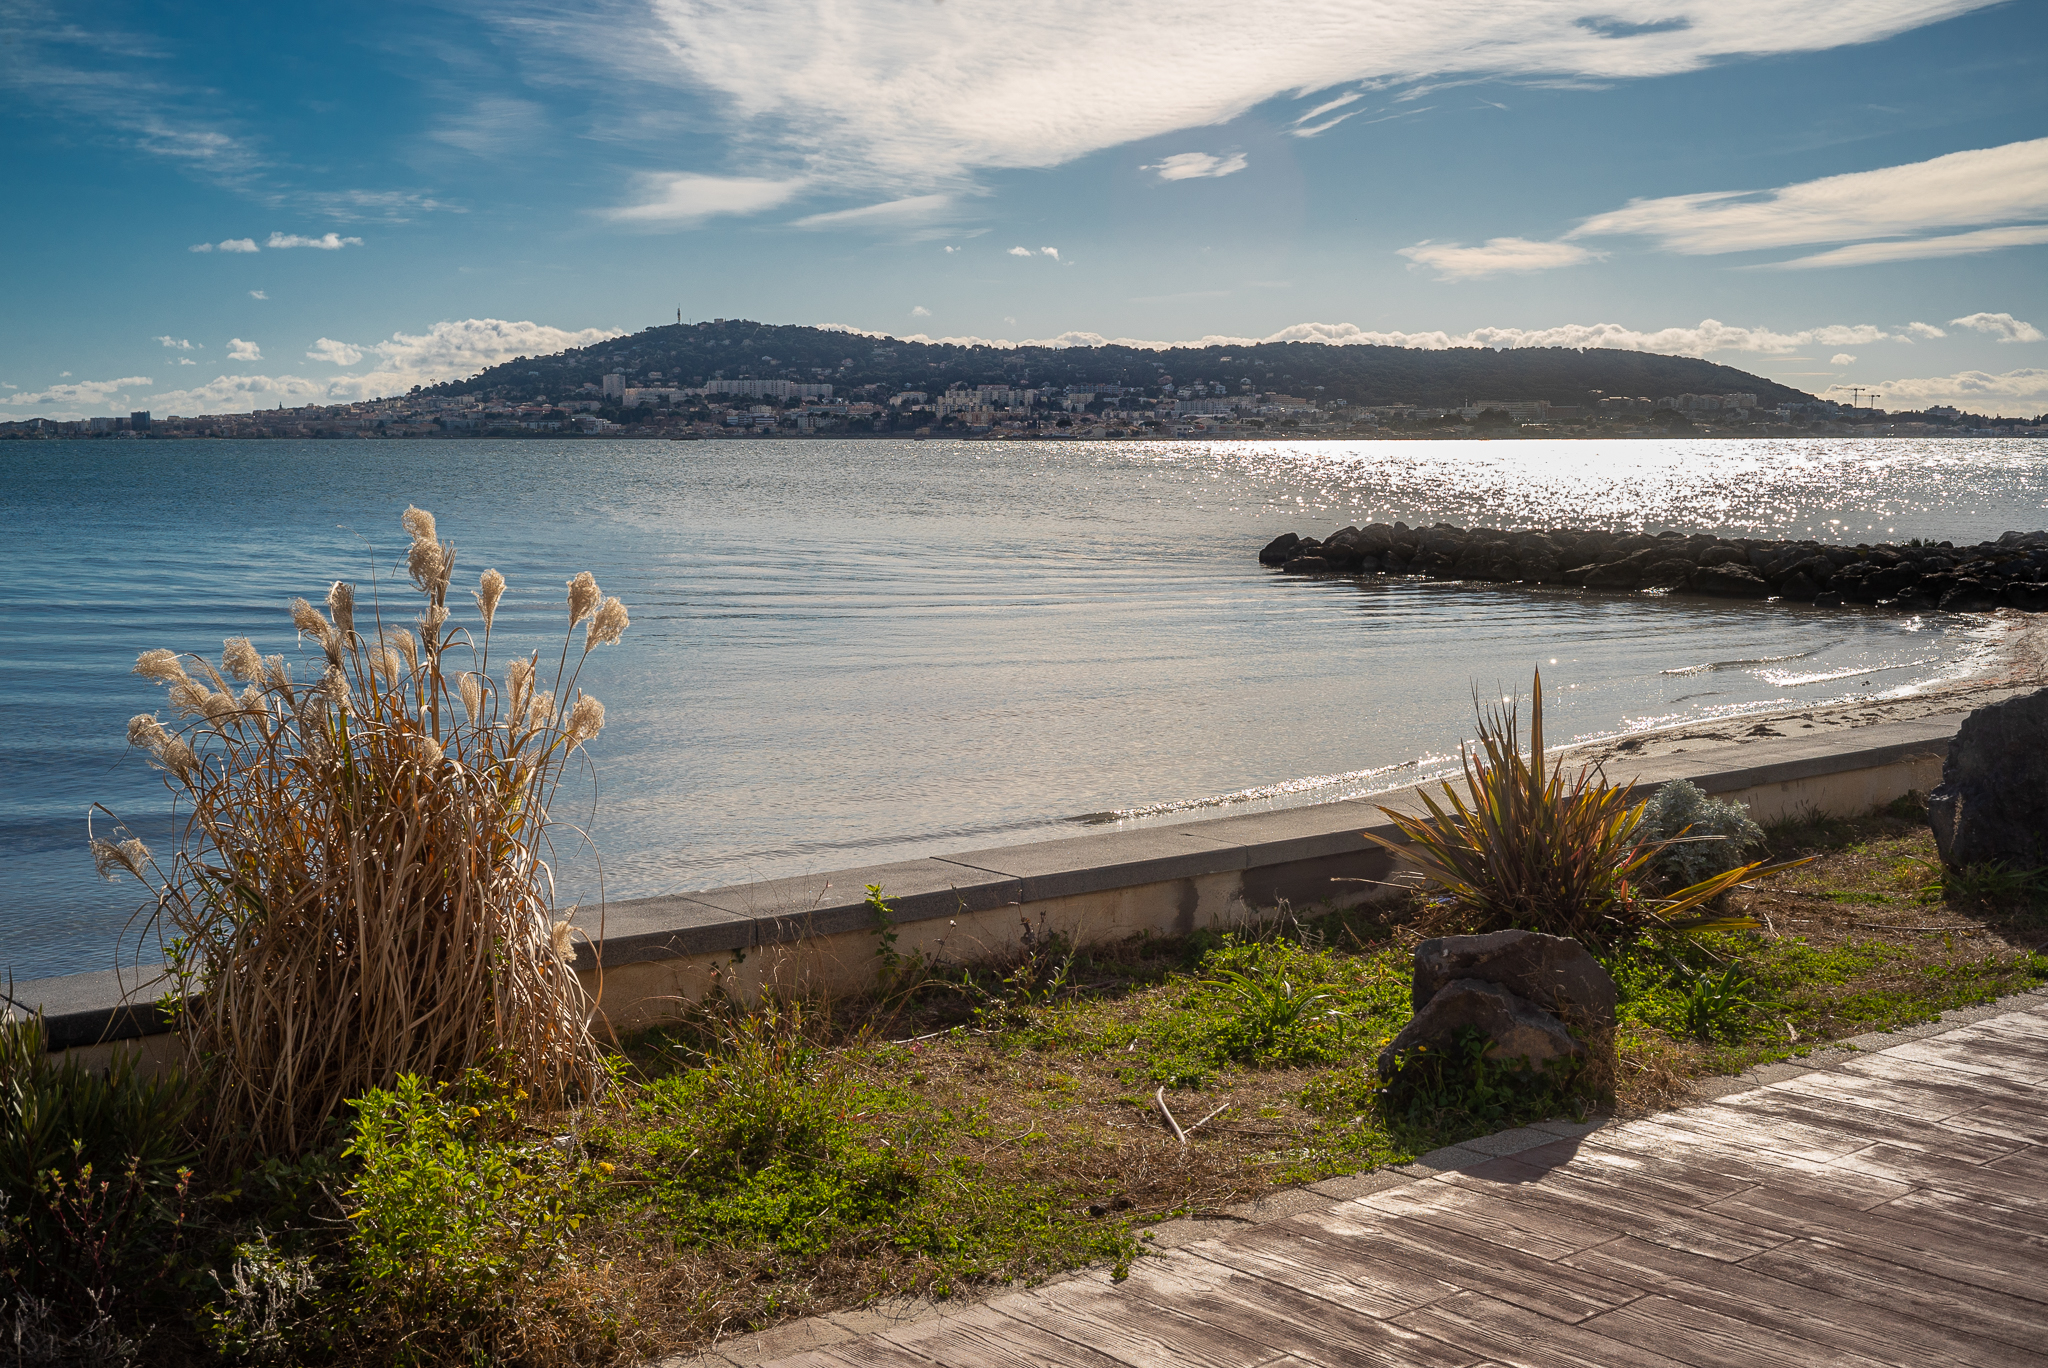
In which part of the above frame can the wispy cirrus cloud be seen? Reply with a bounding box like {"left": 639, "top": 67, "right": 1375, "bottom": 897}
{"left": 565, "top": 0, "right": 1997, "bottom": 219}
{"left": 604, "top": 172, "right": 808, "bottom": 225}
{"left": 1399, "top": 237, "right": 1600, "bottom": 280}
{"left": 1143, "top": 152, "right": 1246, "bottom": 181}
{"left": 1571, "top": 137, "right": 2048, "bottom": 263}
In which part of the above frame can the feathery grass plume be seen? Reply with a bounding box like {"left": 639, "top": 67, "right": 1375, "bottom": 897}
{"left": 93, "top": 503, "right": 614, "bottom": 1161}
{"left": 288, "top": 597, "right": 341, "bottom": 664}
{"left": 506, "top": 656, "right": 535, "bottom": 716}
{"left": 327, "top": 581, "right": 356, "bottom": 637}
{"left": 400, "top": 505, "right": 437, "bottom": 543}
{"left": 566, "top": 572, "right": 600, "bottom": 627}
{"left": 89, "top": 836, "right": 151, "bottom": 881}
{"left": 419, "top": 602, "right": 448, "bottom": 651}
{"left": 392, "top": 629, "right": 419, "bottom": 676}
{"left": 221, "top": 638, "right": 262, "bottom": 681}
{"left": 168, "top": 680, "right": 211, "bottom": 717}
{"left": 565, "top": 695, "right": 604, "bottom": 748}
{"left": 550, "top": 920, "right": 576, "bottom": 961}
{"left": 128, "top": 713, "right": 170, "bottom": 751}
{"left": 475, "top": 569, "right": 505, "bottom": 631}
{"left": 134, "top": 648, "right": 190, "bottom": 686}
{"left": 585, "top": 596, "right": 628, "bottom": 652}
{"left": 132, "top": 716, "right": 197, "bottom": 777}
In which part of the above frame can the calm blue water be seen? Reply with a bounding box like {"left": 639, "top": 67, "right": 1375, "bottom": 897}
{"left": 3, "top": 436, "right": 2043, "bottom": 981}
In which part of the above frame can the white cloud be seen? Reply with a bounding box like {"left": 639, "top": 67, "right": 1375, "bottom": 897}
{"left": 1950, "top": 311, "right": 2045, "bottom": 344}
{"left": 306, "top": 338, "right": 364, "bottom": 365}
{"left": 1831, "top": 353, "right": 1857, "bottom": 365}
{"left": 266, "top": 232, "right": 364, "bottom": 250}
{"left": 1398, "top": 237, "right": 1600, "bottom": 280}
{"left": 911, "top": 306, "right": 931, "bottom": 317}
{"left": 227, "top": 338, "right": 262, "bottom": 361}
{"left": 132, "top": 318, "right": 626, "bottom": 417}
{"left": 1143, "top": 152, "right": 1247, "bottom": 181}
{"left": 1904, "top": 322, "right": 1946, "bottom": 339}
{"left": 592, "top": 0, "right": 1995, "bottom": 188}
{"left": 249, "top": 290, "right": 267, "bottom": 299}
{"left": 844, "top": 315, "right": 1950, "bottom": 358}
{"left": 154, "top": 336, "right": 195, "bottom": 350}
{"left": 1822, "top": 369, "right": 2048, "bottom": 418}
{"left": 188, "top": 237, "right": 259, "bottom": 253}
{"left": 1007, "top": 245, "right": 1060, "bottom": 260}
{"left": 178, "top": 357, "right": 195, "bottom": 365}
{"left": 1042, "top": 246, "right": 1060, "bottom": 261}
{"left": 1007, "top": 246, "right": 1032, "bottom": 256}
{"left": 1, "top": 376, "right": 153, "bottom": 416}
{"left": 788, "top": 194, "right": 957, "bottom": 231}
{"left": 604, "top": 172, "right": 806, "bottom": 225}
{"left": 1762, "top": 225, "right": 2048, "bottom": 270}
{"left": 1573, "top": 138, "right": 2048, "bottom": 261}
{"left": 943, "top": 245, "right": 959, "bottom": 253}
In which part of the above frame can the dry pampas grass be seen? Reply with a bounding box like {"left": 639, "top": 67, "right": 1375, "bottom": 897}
{"left": 93, "top": 505, "right": 630, "bottom": 1159}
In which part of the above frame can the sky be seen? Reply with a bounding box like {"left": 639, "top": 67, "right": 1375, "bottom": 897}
{"left": 3, "top": 0, "right": 2045, "bottom": 418}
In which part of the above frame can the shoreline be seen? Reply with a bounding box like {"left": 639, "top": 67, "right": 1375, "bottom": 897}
{"left": 1566, "top": 607, "right": 2048, "bottom": 774}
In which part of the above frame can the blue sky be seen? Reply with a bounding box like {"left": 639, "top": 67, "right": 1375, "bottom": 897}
{"left": 4, "top": 0, "right": 2045, "bottom": 416}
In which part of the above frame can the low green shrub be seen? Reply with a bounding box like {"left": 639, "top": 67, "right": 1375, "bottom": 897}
{"left": 0, "top": 1016, "right": 201, "bottom": 1339}
{"left": 339, "top": 1070, "right": 612, "bottom": 1364}
{"left": 1638, "top": 780, "right": 1764, "bottom": 890}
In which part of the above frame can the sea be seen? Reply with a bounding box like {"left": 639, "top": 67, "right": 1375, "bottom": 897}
{"left": 4, "top": 436, "right": 2044, "bottom": 982}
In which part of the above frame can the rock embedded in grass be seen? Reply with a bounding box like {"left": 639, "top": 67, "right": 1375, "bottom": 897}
{"left": 1376, "top": 977, "right": 1581, "bottom": 1078}
{"left": 1260, "top": 522, "right": 2048, "bottom": 611}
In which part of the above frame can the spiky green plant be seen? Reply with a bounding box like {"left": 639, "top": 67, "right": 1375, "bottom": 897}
{"left": 92, "top": 506, "right": 628, "bottom": 1159}
{"left": 1366, "top": 671, "right": 1807, "bottom": 955}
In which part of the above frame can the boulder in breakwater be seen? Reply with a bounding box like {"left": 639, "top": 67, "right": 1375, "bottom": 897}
{"left": 1261, "top": 522, "right": 2048, "bottom": 612}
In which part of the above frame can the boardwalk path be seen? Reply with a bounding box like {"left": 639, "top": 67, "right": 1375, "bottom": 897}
{"left": 692, "top": 993, "right": 2048, "bottom": 1368}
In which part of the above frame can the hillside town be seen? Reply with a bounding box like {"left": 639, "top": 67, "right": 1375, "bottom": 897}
{"left": 4, "top": 380, "right": 2040, "bottom": 441}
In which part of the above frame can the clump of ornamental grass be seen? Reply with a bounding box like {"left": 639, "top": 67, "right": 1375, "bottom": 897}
{"left": 1368, "top": 670, "right": 1807, "bottom": 956}
{"left": 93, "top": 506, "right": 631, "bottom": 1160}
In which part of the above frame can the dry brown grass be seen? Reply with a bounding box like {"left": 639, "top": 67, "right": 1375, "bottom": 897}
{"left": 94, "top": 505, "right": 626, "bottom": 1158}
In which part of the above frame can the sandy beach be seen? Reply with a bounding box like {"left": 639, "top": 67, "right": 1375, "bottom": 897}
{"left": 1566, "top": 608, "right": 2048, "bottom": 773}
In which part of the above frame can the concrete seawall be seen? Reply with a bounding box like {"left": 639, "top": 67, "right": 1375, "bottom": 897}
{"left": 11, "top": 714, "right": 1958, "bottom": 1069}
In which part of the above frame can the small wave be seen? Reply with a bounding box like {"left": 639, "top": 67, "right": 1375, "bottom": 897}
{"left": 1667, "top": 691, "right": 1727, "bottom": 704}
{"left": 1661, "top": 644, "right": 1838, "bottom": 676}
{"left": 1069, "top": 757, "right": 1446, "bottom": 824}
{"left": 1759, "top": 658, "right": 1937, "bottom": 688}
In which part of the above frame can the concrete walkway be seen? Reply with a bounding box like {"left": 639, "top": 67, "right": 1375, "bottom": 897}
{"left": 682, "top": 990, "right": 2048, "bottom": 1368}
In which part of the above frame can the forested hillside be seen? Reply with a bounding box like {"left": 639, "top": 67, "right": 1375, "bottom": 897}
{"left": 426, "top": 319, "right": 1812, "bottom": 407}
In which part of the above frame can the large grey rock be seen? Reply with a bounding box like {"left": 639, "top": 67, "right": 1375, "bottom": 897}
{"left": 1929, "top": 688, "right": 2048, "bottom": 869}
{"left": 1376, "top": 979, "right": 1581, "bottom": 1078}
{"left": 1412, "top": 929, "right": 1617, "bottom": 1026}
{"left": 1692, "top": 563, "right": 1771, "bottom": 597}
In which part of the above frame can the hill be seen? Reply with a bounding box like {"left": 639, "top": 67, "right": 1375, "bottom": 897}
{"left": 424, "top": 319, "right": 1813, "bottom": 408}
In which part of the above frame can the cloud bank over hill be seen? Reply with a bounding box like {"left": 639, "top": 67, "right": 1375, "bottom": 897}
{"left": 837, "top": 317, "right": 1957, "bottom": 359}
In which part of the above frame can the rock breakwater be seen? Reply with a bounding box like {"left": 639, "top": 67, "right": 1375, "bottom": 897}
{"left": 1259, "top": 524, "right": 2048, "bottom": 612}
